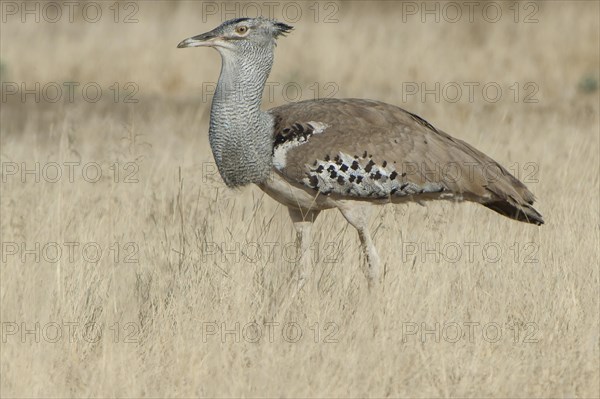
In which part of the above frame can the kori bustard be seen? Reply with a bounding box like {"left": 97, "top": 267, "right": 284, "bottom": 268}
{"left": 178, "top": 17, "right": 543, "bottom": 286}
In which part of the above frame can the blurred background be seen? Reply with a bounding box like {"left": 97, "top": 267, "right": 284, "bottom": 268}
{"left": 2, "top": 1, "right": 598, "bottom": 103}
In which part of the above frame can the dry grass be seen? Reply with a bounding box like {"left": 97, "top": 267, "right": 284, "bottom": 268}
{"left": 1, "top": 1, "right": 599, "bottom": 397}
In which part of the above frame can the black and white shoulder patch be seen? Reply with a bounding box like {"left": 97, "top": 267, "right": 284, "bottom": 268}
{"left": 272, "top": 121, "right": 328, "bottom": 170}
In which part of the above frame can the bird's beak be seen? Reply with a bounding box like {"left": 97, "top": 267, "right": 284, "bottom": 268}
{"left": 177, "top": 31, "right": 220, "bottom": 48}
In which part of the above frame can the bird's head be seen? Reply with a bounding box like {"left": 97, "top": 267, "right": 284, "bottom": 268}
{"left": 177, "top": 17, "right": 293, "bottom": 56}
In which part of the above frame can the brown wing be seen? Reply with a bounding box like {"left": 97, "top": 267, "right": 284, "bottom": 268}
{"left": 268, "top": 98, "right": 543, "bottom": 225}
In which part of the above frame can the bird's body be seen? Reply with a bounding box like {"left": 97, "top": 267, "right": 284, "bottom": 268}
{"left": 178, "top": 17, "right": 543, "bottom": 287}
{"left": 266, "top": 98, "right": 542, "bottom": 223}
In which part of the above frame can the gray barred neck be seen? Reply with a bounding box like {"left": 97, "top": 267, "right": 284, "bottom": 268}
{"left": 209, "top": 50, "right": 275, "bottom": 187}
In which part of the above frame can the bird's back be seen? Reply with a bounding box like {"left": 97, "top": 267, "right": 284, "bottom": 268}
{"left": 268, "top": 98, "right": 543, "bottom": 225}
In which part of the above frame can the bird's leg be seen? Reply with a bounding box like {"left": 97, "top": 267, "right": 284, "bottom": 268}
{"left": 287, "top": 207, "right": 320, "bottom": 290}
{"left": 339, "top": 204, "right": 381, "bottom": 288}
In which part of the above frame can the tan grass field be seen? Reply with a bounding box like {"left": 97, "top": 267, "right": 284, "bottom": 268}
{"left": 1, "top": 1, "right": 599, "bottom": 397}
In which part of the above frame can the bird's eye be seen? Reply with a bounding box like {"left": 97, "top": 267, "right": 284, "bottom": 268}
{"left": 235, "top": 26, "right": 248, "bottom": 35}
